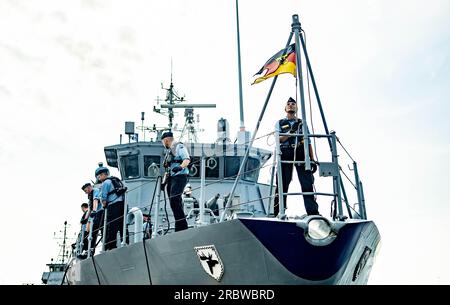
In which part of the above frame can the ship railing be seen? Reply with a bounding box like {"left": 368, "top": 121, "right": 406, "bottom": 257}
{"left": 82, "top": 131, "right": 365, "bottom": 252}
{"left": 74, "top": 226, "right": 84, "bottom": 257}
{"left": 82, "top": 157, "right": 274, "bottom": 251}
{"left": 87, "top": 218, "right": 94, "bottom": 258}
{"left": 272, "top": 129, "right": 366, "bottom": 221}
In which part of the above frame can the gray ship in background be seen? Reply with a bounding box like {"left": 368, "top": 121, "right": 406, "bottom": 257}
{"left": 41, "top": 222, "right": 72, "bottom": 285}
{"left": 43, "top": 12, "right": 381, "bottom": 285}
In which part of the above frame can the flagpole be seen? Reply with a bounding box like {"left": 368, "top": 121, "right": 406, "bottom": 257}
{"left": 220, "top": 31, "right": 294, "bottom": 222}
{"left": 291, "top": 14, "right": 311, "bottom": 171}
{"left": 298, "top": 23, "right": 350, "bottom": 219}
{"left": 235, "top": 0, "right": 245, "bottom": 131}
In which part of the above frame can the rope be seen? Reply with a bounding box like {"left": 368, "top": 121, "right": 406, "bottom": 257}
{"left": 163, "top": 189, "right": 170, "bottom": 235}
{"left": 303, "top": 29, "right": 319, "bottom": 161}
{"left": 339, "top": 166, "right": 357, "bottom": 189}
{"left": 60, "top": 256, "right": 73, "bottom": 285}
{"left": 336, "top": 136, "right": 355, "bottom": 163}
{"left": 142, "top": 239, "right": 152, "bottom": 284}
{"left": 91, "top": 253, "right": 101, "bottom": 285}
{"left": 341, "top": 196, "right": 361, "bottom": 218}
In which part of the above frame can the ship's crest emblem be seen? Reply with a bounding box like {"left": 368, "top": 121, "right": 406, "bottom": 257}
{"left": 194, "top": 245, "right": 224, "bottom": 281}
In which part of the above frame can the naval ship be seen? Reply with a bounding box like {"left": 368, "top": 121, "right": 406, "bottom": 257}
{"left": 41, "top": 222, "right": 71, "bottom": 285}
{"left": 57, "top": 14, "right": 380, "bottom": 285}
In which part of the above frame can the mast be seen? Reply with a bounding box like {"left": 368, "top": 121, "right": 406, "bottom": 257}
{"left": 235, "top": 0, "right": 245, "bottom": 131}
{"left": 220, "top": 31, "right": 294, "bottom": 222}
{"left": 61, "top": 221, "right": 67, "bottom": 264}
{"left": 168, "top": 68, "right": 175, "bottom": 129}
{"left": 153, "top": 63, "right": 185, "bottom": 132}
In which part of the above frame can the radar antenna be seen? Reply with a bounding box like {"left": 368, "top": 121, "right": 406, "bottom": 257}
{"left": 153, "top": 62, "right": 186, "bottom": 130}
{"left": 151, "top": 63, "right": 216, "bottom": 143}
{"left": 52, "top": 221, "right": 74, "bottom": 264}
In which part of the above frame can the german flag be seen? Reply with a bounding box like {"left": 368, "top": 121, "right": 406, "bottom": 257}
{"left": 252, "top": 43, "right": 297, "bottom": 85}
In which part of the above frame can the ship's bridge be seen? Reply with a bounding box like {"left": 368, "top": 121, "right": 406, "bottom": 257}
{"left": 104, "top": 141, "right": 273, "bottom": 217}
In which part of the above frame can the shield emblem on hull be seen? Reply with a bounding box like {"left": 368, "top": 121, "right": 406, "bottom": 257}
{"left": 194, "top": 245, "right": 224, "bottom": 282}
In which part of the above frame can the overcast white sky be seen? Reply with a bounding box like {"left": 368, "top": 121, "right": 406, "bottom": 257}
{"left": 0, "top": 0, "right": 449, "bottom": 284}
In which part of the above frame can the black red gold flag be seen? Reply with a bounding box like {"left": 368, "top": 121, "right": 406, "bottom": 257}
{"left": 252, "top": 43, "right": 297, "bottom": 85}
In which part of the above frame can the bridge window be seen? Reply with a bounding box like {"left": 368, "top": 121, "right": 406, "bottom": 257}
{"left": 225, "top": 157, "right": 260, "bottom": 182}
{"left": 121, "top": 155, "right": 140, "bottom": 179}
{"left": 206, "top": 157, "right": 219, "bottom": 178}
{"left": 189, "top": 157, "right": 220, "bottom": 178}
{"left": 104, "top": 148, "right": 118, "bottom": 167}
{"left": 243, "top": 157, "right": 260, "bottom": 182}
{"left": 144, "top": 156, "right": 161, "bottom": 178}
{"left": 189, "top": 157, "right": 200, "bottom": 178}
{"left": 225, "top": 157, "right": 240, "bottom": 179}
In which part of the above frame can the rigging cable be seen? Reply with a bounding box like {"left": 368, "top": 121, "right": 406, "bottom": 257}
{"left": 91, "top": 253, "right": 102, "bottom": 285}
{"left": 148, "top": 176, "right": 161, "bottom": 219}
{"left": 142, "top": 237, "right": 152, "bottom": 284}
{"left": 302, "top": 29, "right": 318, "bottom": 162}
{"left": 163, "top": 189, "right": 171, "bottom": 235}
{"left": 60, "top": 255, "right": 73, "bottom": 285}
{"left": 336, "top": 136, "right": 356, "bottom": 162}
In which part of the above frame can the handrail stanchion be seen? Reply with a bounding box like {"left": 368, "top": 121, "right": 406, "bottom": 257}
{"left": 267, "top": 146, "right": 277, "bottom": 216}
{"left": 87, "top": 218, "right": 94, "bottom": 257}
{"left": 197, "top": 157, "right": 207, "bottom": 226}
{"left": 78, "top": 226, "right": 84, "bottom": 257}
{"left": 121, "top": 196, "right": 128, "bottom": 247}
{"left": 274, "top": 131, "right": 285, "bottom": 218}
{"left": 101, "top": 207, "right": 108, "bottom": 253}
{"left": 340, "top": 177, "right": 353, "bottom": 219}
{"left": 353, "top": 161, "right": 366, "bottom": 219}
{"left": 331, "top": 132, "right": 343, "bottom": 218}
{"left": 359, "top": 181, "right": 367, "bottom": 220}
{"left": 152, "top": 177, "right": 162, "bottom": 237}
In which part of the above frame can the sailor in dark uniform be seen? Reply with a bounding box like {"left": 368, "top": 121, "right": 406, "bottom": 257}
{"left": 81, "top": 182, "right": 103, "bottom": 254}
{"left": 161, "top": 131, "right": 190, "bottom": 232}
{"left": 274, "top": 97, "right": 319, "bottom": 216}
{"left": 96, "top": 166, "right": 126, "bottom": 250}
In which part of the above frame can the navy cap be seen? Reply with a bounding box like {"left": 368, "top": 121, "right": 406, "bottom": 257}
{"left": 95, "top": 166, "right": 109, "bottom": 177}
{"left": 287, "top": 97, "right": 296, "bottom": 104}
{"left": 161, "top": 131, "right": 173, "bottom": 140}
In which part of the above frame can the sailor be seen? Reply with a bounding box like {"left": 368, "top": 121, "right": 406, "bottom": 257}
{"left": 80, "top": 203, "right": 89, "bottom": 235}
{"left": 183, "top": 184, "right": 199, "bottom": 206}
{"left": 81, "top": 182, "right": 103, "bottom": 253}
{"left": 183, "top": 183, "right": 199, "bottom": 216}
{"left": 96, "top": 166, "right": 127, "bottom": 250}
{"left": 274, "top": 97, "right": 320, "bottom": 216}
{"left": 142, "top": 213, "right": 152, "bottom": 239}
{"left": 161, "top": 131, "right": 190, "bottom": 232}
{"left": 79, "top": 203, "right": 89, "bottom": 255}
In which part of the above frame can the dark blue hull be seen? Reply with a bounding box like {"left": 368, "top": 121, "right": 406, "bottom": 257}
{"left": 240, "top": 217, "right": 380, "bottom": 283}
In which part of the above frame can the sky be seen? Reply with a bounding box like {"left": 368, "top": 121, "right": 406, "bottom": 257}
{"left": 0, "top": 0, "right": 449, "bottom": 284}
